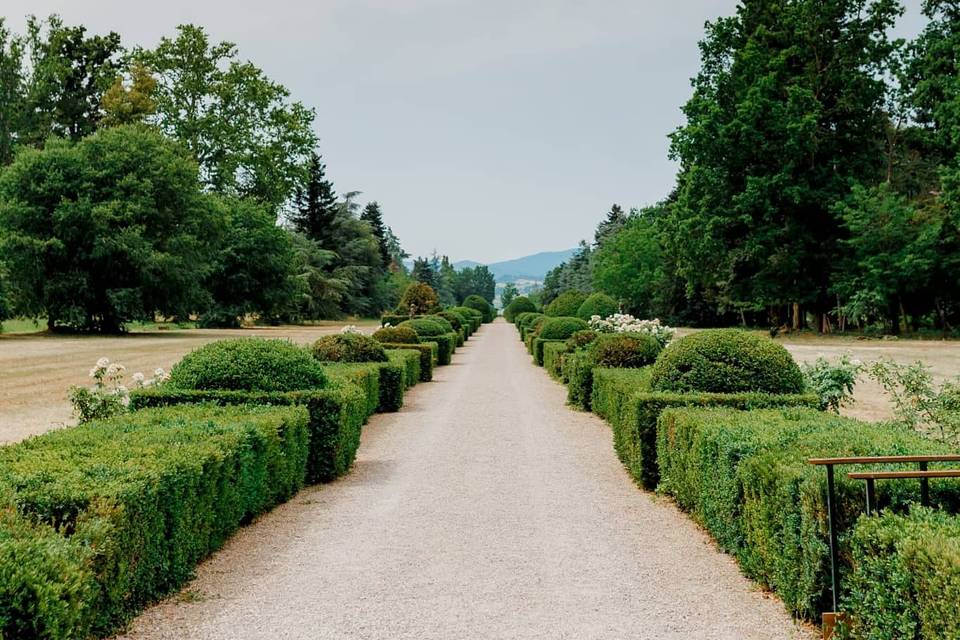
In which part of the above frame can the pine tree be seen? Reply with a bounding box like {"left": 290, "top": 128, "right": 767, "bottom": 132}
{"left": 594, "top": 204, "right": 626, "bottom": 245}
{"left": 411, "top": 257, "right": 438, "bottom": 289}
{"left": 360, "top": 201, "right": 390, "bottom": 268}
{"left": 290, "top": 153, "right": 338, "bottom": 249}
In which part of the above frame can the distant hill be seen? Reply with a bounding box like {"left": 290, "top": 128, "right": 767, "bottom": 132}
{"left": 455, "top": 248, "right": 577, "bottom": 283}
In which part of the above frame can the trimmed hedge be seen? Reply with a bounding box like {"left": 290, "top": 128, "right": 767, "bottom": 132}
{"left": 130, "top": 384, "right": 366, "bottom": 484}
{"left": 847, "top": 507, "right": 960, "bottom": 639}
{"left": 422, "top": 314, "right": 455, "bottom": 334}
{"left": 589, "top": 332, "right": 661, "bottom": 368}
{"left": 463, "top": 295, "right": 495, "bottom": 323}
{"left": 543, "top": 341, "right": 568, "bottom": 380}
{"left": 323, "top": 363, "right": 381, "bottom": 416}
{"left": 387, "top": 348, "right": 421, "bottom": 388}
{"left": 650, "top": 329, "right": 804, "bottom": 395}
{"left": 311, "top": 332, "right": 388, "bottom": 363}
{"left": 373, "top": 325, "right": 420, "bottom": 344}
{"left": 169, "top": 338, "right": 327, "bottom": 392}
{"left": 0, "top": 405, "right": 309, "bottom": 638}
{"left": 564, "top": 350, "right": 595, "bottom": 410}
{"left": 324, "top": 361, "right": 405, "bottom": 414}
{"left": 513, "top": 311, "right": 541, "bottom": 336}
{"left": 451, "top": 306, "right": 482, "bottom": 331}
{"left": 400, "top": 317, "right": 446, "bottom": 337}
{"left": 444, "top": 309, "right": 473, "bottom": 338}
{"left": 590, "top": 367, "right": 652, "bottom": 430}
{"left": 545, "top": 291, "right": 587, "bottom": 317}
{"left": 382, "top": 343, "right": 434, "bottom": 382}
{"left": 538, "top": 316, "right": 589, "bottom": 340}
{"left": 504, "top": 296, "right": 536, "bottom": 322}
{"left": 533, "top": 338, "right": 566, "bottom": 366}
{"left": 655, "top": 408, "right": 957, "bottom": 619}
{"left": 429, "top": 333, "right": 456, "bottom": 365}
{"left": 576, "top": 292, "right": 618, "bottom": 320}
{"left": 565, "top": 329, "right": 598, "bottom": 351}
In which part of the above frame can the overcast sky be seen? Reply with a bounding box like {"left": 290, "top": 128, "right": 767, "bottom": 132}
{"left": 4, "top": 1, "right": 927, "bottom": 263}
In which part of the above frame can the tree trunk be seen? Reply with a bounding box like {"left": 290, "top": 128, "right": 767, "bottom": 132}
{"left": 792, "top": 303, "right": 801, "bottom": 331}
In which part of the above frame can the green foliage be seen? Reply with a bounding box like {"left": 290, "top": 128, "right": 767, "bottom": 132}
{"left": 455, "top": 267, "right": 496, "bottom": 305}
{"left": 576, "top": 293, "right": 618, "bottom": 321}
{"left": 565, "top": 329, "right": 598, "bottom": 352}
{"left": 589, "top": 333, "right": 661, "bottom": 369}
{"left": 867, "top": 358, "right": 960, "bottom": 445}
{"left": 399, "top": 317, "right": 446, "bottom": 337}
{"left": 387, "top": 348, "right": 421, "bottom": 389}
{"left": 801, "top": 353, "right": 864, "bottom": 413}
{"left": 590, "top": 367, "right": 653, "bottom": 431}
{"left": 0, "top": 405, "right": 309, "bottom": 636}
{"left": 564, "top": 350, "right": 595, "bottom": 411}
{"left": 451, "top": 306, "right": 482, "bottom": 331}
{"left": 381, "top": 314, "right": 410, "bottom": 327}
{"left": 463, "top": 294, "right": 494, "bottom": 323}
{"left": 650, "top": 329, "right": 804, "bottom": 395}
{"left": 169, "top": 338, "right": 327, "bottom": 392}
{"left": 311, "top": 332, "right": 388, "bottom": 363}
{"left": 847, "top": 507, "right": 960, "bottom": 639}
{"left": 537, "top": 316, "right": 589, "bottom": 340}
{"left": 373, "top": 325, "right": 419, "bottom": 344}
{"left": 591, "top": 212, "right": 667, "bottom": 318}
{"left": 381, "top": 344, "right": 433, "bottom": 382}
{"left": 425, "top": 334, "right": 456, "bottom": 366}
{"left": 543, "top": 341, "right": 568, "bottom": 380}
{"left": 532, "top": 338, "right": 565, "bottom": 367}
{"left": 514, "top": 312, "right": 543, "bottom": 337}
{"left": 398, "top": 283, "right": 440, "bottom": 315}
{"left": 324, "top": 360, "right": 405, "bottom": 414}
{"left": 0, "top": 125, "right": 213, "bottom": 332}
{"left": 504, "top": 296, "right": 536, "bottom": 323}
{"left": 655, "top": 408, "right": 956, "bottom": 619}
{"left": 500, "top": 282, "right": 519, "bottom": 308}
{"left": 423, "top": 314, "right": 455, "bottom": 334}
{"left": 545, "top": 291, "right": 588, "bottom": 317}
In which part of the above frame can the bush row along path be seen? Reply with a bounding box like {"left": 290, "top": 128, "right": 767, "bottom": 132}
{"left": 115, "top": 319, "right": 812, "bottom": 640}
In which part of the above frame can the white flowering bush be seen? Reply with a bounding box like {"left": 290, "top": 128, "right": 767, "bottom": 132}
{"left": 340, "top": 324, "right": 363, "bottom": 334}
{"left": 69, "top": 358, "right": 170, "bottom": 423}
{"left": 588, "top": 314, "right": 675, "bottom": 348}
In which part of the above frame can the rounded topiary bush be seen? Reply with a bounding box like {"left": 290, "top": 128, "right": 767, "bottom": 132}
{"left": 463, "top": 295, "right": 495, "bottom": 322}
{"left": 538, "top": 316, "right": 589, "bottom": 340}
{"left": 515, "top": 311, "right": 540, "bottom": 329}
{"left": 589, "top": 332, "right": 661, "bottom": 368}
{"left": 373, "top": 325, "right": 420, "bottom": 344}
{"left": 400, "top": 318, "right": 446, "bottom": 337}
{"left": 439, "top": 310, "right": 466, "bottom": 331}
{"left": 504, "top": 296, "right": 536, "bottom": 323}
{"left": 545, "top": 291, "right": 588, "bottom": 317}
{"left": 169, "top": 338, "right": 327, "bottom": 391}
{"left": 311, "top": 332, "right": 388, "bottom": 363}
{"left": 398, "top": 282, "right": 440, "bottom": 315}
{"left": 423, "top": 314, "right": 455, "bottom": 333}
{"left": 577, "top": 293, "right": 618, "bottom": 320}
{"left": 649, "top": 329, "right": 804, "bottom": 394}
{"left": 565, "top": 329, "right": 598, "bottom": 351}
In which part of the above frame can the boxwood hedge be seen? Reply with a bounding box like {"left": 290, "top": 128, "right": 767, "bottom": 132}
{"left": 504, "top": 296, "right": 536, "bottom": 323}
{"left": 387, "top": 348, "right": 421, "bottom": 388}
{"left": 544, "top": 291, "right": 587, "bottom": 317}
{"left": 451, "top": 306, "right": 482, "bottom": 331}
{"left": 0, "top": 405, "right": 309, "bottom": 638}
{"left": 463, "top": 295, "right": 494, "bottom": 323}
{"left": 589, "top": 332, "right": 661, "bottom": 368}
{"left": 538, "top": 316, "right": 589, "bottom": 340}
{"left": 373, "top": 325, "right": 420, "bottom": 344}
{"left": 576, "top": 292, "right": 617, "bottom": 320}
{"left": 324, "top": 361, "right": 405, "bottom": 414}
{"left": 311, "top": 332, "right": 388, "bottom": 363}
{"left": 381, "top": 343, "right": 434, "bottom": 382}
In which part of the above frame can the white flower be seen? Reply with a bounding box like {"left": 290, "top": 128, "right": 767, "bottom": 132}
{"left": 132, "top": 372, "right": 145, "bottom": 386}
{"left": 96, "top": 357, "right": 109, "bottom": 368}
{"left": 340, "top": 324, "right": 361, "bottom": 334}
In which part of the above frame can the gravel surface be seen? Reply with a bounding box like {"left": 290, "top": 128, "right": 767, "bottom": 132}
{"left": 115, "top": 319, "right": 812, "bottom": 640}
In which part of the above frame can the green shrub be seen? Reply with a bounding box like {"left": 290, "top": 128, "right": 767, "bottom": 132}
{"left": 565, "top": 329, "right": 598, "bottom": 351}
{"left": 524, "top": 315, "right": 549, "bottom": 345}
{"left": 169, "top": 338, "right": 328, "bottom": 392}
{"left": 382, "top": 343, "right": 433, "bottom": 382}
{"left": 538, "top": 316, "right": 589, "bottom": 340}
{"left": 444, "top": 309, "right": 473, "bottom": 337}
{"left": 589, "top": 332, "right": 662, "bottom": 368}
{"left": 514, "top": 311, "right": 540, "bottom": 333}
{"left": 590, "top": 367, "right": 653, "bottom": 430}
{"left": 655, "top": 408, "right": 955, "bottom": 619}
{"left": 545, "top": 291, "right": 587, "bottom": 317}
{"left": 398, "top": 282, "right": 439, "bottom": 315}
{"left": 324, "top": 361, "right": 405, "bottom": 414}
{"left": 311, "top": 332, "right": 388, "bottom": 363}
{"left": 451, "top": 306, "right": 482, "bottom": 331}
{"left": 0, "top": 405, "right": 309, "bottom": 636}
{"left": 650, "top": 329, "right": 804, "bottom": 395}
{"left": 373, "top": 325, "right": 420, "bottom": 344}
{"left": 399, "top": 318, "right": 446, "bottom": 337}
{"left": 429, "top": 333, "right": 456, "bottom": 365}
{"left": 565, "top": 351, "right": 595, "bottom": 410}
{"left": 435, "top": 311, "right": 463, "bottom": 333}
{"left": 130, "top": 385, "right": 365, "bottom": 484}
{"left": 533, "top": 338, "right": 566, "bottom": 366}
{"left": 504, "top": 296, "right": 536, "bottom": 322}
{"left": 387, "top": 349, "right": 421, "bottom": 388}
{"left": 577, "top": 292, "right": 618, "bottom": 320}
{"left": 543, "top": 341, "right": 568, "bottom": 380}
{"left": 381, "top": 314, "right": 409, "bottom": 327}
{"left": 323, "top": 363, "right": 380, "bottom": 417}
{"left": 463, "top": 295, "right": 495, "bottom": 322}
{"left": 516, "top": 312, "right": 544, "bottom": 340}
{"left": 422, "top": 314, "right": 455, "bottom": 334}
{"left": 847, "top": 507, "right": 960, "bottom": 639}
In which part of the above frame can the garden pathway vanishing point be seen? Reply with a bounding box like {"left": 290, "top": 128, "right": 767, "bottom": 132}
{"left": 117, "top": 320, "right": 813, "bottom": 640}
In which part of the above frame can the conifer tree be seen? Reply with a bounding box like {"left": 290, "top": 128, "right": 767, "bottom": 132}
{"left": 290, "top": 152, "right": 338, "bottom": 249}
{"left": 360, "top": 201, "right": 390, "bottom": 268}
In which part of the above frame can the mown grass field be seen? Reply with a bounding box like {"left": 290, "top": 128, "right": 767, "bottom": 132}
{"left": 0, "top": 321, "right": 379, "bottom": 443}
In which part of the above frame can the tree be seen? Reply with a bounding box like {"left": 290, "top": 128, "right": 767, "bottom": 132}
{"left": 0, "top": 125, "right": 214, "bottom": 332}
{"left": 135, "top": 25, "right": 317, "bottom": 210}
{"left": 592, "top": 210, "right": 665, "bottom": 318}
{"left": 201, "top": 197, "right": 296, "bottom": 326}
{"left": 361, "top": 201, "right": 390, "bottom": 268}
{"left": 668, "top": 0, "right": 901, "bottom": 328}
{"left": 594, "top": 204, "right": 627, "bottom": 245}
{"left": 501, "top": 282, "right": 519, "bottom": 308}
{"left": 398, "top": 282, "right": 439, "bottom": 315}
{"left": 287, "top": 231, "right": 348, "bottom": 320}
{"left": 289, "top": 152, "right": 338, "bottom": 247}
{"left": 436, "top": 255, "right": 458, "bottom": 306}
{"left": 0, "top": 19, "right": 24, "bottom": 165}
{"left": 411, "top": 257, "right": 438, "bottom": 289}
{"left": 455, "top": 265, "right": 496, "bottom": 303}
{"left": 21, "top": 16, "right": 122, "bottom": 144}
{"left": 101, "top": 62, "right": 156, "bottom": 127}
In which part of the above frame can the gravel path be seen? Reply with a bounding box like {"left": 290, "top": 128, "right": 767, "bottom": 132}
{"left": 116, "top": 319, "right": 813, "bottom": 640}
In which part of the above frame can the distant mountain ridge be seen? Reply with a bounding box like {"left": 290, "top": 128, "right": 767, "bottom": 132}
{"left": 454, "top": 248, "right": 576, "bottom": 283}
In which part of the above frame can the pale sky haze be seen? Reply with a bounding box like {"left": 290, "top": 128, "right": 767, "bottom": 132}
{"left": 3, "top": 1, "right": 926, "bottom": 263}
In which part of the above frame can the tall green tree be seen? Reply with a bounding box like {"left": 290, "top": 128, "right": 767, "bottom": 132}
{"left": 289, "top": 152, "right": 338, "bottom": 247}
{"left": 455, "top": 265, "right": 496, "bottom": 303}
{"left": 361, "top": 201, "right": 390, "bottom": 268}
{"left": 411, "top": 257, "right": 438, "bottom": 290}
{"left": 668, "top": 0, "right": 901, "bottom": 328}
{"left": 0, "top": 19, "right": 25, "bottom": 165}
{"left": 594, "top": 203, "right": 627, "bottom": 245}
{"left": 0, "top": 125, "right": 214, "bottom": 332}
{"left": 101, "top": 62, "right": 157, "bottom": 127}
{"left": 500, "top": 282, "right": 519, "bottom": 308}
{"left": 135, "top": 25, "right": 317, "bottom": 210}
{"left": 592, "top": 210, "right": 665, "bottom": 318}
